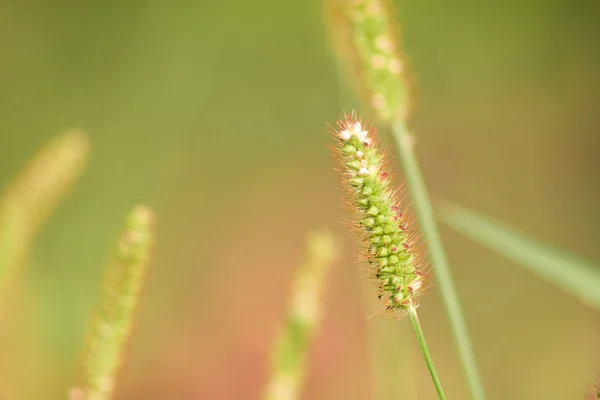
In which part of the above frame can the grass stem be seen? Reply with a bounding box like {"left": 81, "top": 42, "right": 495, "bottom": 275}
{"left": 392, "top": 121, "right": 486, "bottom": 399}
{"left": 408, "top": 305, "right": 446, "bottom": 400}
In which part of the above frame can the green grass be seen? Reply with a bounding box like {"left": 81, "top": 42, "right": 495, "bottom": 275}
{"left": 440, "top": 201, "right": 600, "bottom": 312}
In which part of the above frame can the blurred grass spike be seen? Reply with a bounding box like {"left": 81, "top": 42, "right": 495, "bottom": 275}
{"left": 262, "top": 229, "right": 339, "bottom": 400}
{"left": 72, "top": 205, "right": 155, "bottom": 400}
{"left": 0, "top": 130, "right": 90, "bottom": 313}
{"left": 326, "top": 0, "right": 412, "bottom": 122}
{"left": 439, "top": 201, "right": 600, "bottom": 312}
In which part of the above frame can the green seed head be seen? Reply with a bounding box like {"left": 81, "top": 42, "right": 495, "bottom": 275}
{"left": 332, "top": 114, "right": 426, "bottom": 312}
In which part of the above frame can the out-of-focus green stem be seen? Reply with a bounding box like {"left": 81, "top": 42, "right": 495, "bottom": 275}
{"left": 392, "top": 121, "right": 486, "bottom": 400}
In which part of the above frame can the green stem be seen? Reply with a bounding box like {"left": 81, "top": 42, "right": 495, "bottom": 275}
{"left": 408, "top": 305, "right": 447, "bottom": 400}
{"left": 392, "top": 121, "right": 486, "bottom": 400}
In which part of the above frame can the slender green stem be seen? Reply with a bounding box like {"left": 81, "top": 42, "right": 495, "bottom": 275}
{"left": 392, "top": 121, "right": 486, "bottom": 399}
{"left": 408, "top": 305, "right": 447, "bottom": 400}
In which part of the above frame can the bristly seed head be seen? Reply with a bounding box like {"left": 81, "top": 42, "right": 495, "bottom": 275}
{"left": 331, "top": 113, "right": 426, "bottom": 313}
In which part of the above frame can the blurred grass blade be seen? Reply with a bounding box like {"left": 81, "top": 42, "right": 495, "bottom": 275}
{"left": 440, "top": 202, "right": 600, "bottom": 311}
{"left": 71, "top": 205, "right": 155, "bottom": 400}
{"left": 0, "top": 130, "right": 90, "bottom": 312}
{"left": 262, "top": 229, "right": 339, "bottom": 400}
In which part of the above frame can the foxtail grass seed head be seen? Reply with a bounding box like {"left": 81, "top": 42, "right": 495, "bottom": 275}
{"left": 327, "top": 0, "right": 411, "bottom": 122}
{"left": 331, "top": 114, "right": 426, "bottom": 313}
{"left": 0, "top": 130, "right": 89, "bottom": 311}
{"left": 263, "top": 230, "right": 339, "bottom": 400}
{"left": 74, "top": 205, "right": 155, "bottom": 400}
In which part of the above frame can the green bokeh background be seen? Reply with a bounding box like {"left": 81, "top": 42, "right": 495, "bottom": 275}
{"left": 0, "top": 0, "right": 599, "bottom": 399}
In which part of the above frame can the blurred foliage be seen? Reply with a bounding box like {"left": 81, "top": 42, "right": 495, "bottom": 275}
{"left": 0, "top": 0, "right": 598, "bottom": 399}
{"left": 263, "top": 229, "right": 339, "bottom": 400}
{"left": 0, "top": 130, "right": 88, "bottom": 314}
{"left": 440, "top": 202, "right": 600, "bottom": 312}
